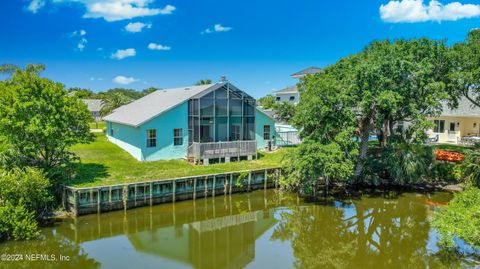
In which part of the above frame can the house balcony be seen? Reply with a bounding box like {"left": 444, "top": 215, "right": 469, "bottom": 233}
{"left": 187, "top": 140, "right": 257, "bottom": 163}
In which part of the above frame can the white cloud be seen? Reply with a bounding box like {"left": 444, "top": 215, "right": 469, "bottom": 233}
{"left": 70, "top": 29, "right": 87, "bottom": 51}
{"left": 111, "top": 48, "right": 136, "bottom": 60}
{"left": 70, "top": 29, "right": 86, "bottom": 37}
{"left": 201, "top": 24, "right": 233, "bottom": 34}
{"left": 75, "top": 1, "right": 174, "bottom": 21}
{"left": 147, "top": 43, "right": 171, "bottom": 50}
{"left": 380, "top": 0, "right": 480, "bottom": 23}
{"left": 113, "top": 75, "right": 138, "bottom": 85}
{"left": 125, "top": 22, "right": 152, "bottom": 33}
{"left": 26, "top": 0, "right": 45, "bottom": 13}
{"left": 77, "top": 37, "right": 87, "bottom": 51}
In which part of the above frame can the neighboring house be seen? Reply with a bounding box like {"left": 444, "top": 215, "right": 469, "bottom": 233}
{"left": 290, "top": 66, "right": 323, "bottom": 79}
{"left": 82, "top": 99, "right": 103, "bottom": 121}
{"left": 103, "top": 81, "right": 276, "bottom": 163}
{"left": 428, "top": 97, "right": 480, "bottom": 144}
{"left": 274, "top": 86, "right": 300, "bottom": 104}
{"left": 274, "top": 66, "right": 322, "bottom": 105}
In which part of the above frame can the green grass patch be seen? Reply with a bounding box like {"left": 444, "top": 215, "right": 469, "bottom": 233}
{"left": 89, "top": 121, "right": 106, "bottom": 130}
{"left": 431, "top": 144, "right": 473, "bottom": 154}
{"left": 67, "top": 133, "right": 289, "bottom": 188}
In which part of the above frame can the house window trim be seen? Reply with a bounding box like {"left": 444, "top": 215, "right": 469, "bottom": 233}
{"left": 433, "top": 120, "right": 445, "bottom": 134}
{"left": 146, "top": 129, "right": 157, "bottom": 148}
{"left": 263, "top": 125, "right": 271, "bottom": 140}
{"left": 174, "top": 128, "right": 183, "bottom": 146}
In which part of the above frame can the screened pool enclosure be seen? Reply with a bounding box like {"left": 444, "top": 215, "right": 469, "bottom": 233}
{"left": 187, "top": 83, "right": 258, "bottom": 162}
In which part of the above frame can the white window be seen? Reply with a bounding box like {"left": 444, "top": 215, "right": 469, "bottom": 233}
{"left": 174, "top": 128, "right": 183, "bottom": 146}
{"left": 146, "top": 129, "right": 156, "bottom": 148}
{"left": 433, "top": 120, "right": 445, "bottom": 133}
{"left": 263, "top": 125, "right": 270, "bottom": 140}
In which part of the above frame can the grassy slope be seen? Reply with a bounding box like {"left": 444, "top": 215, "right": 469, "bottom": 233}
{"left": 67, "top": 134, "right": 288, "bottom": 188}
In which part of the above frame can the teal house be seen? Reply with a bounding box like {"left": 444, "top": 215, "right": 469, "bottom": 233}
{"left": 103, "top": 80, "right": 275, "bottom": 163}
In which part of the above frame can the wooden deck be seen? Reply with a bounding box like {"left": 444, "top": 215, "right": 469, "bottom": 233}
{"left": 187, "top": 141, "right": 257, "bottom": 161}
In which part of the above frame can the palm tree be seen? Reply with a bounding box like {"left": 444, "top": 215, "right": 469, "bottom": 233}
{"left": 100, "top": 92, "right": 132, "bottom": 116}
{"left": 195, "top": 79, "right": 212, "bottom": 85}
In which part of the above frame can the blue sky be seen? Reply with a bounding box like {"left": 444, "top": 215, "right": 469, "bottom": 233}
{"left": 1, "top": 0, "right": 480, "bottom": 98}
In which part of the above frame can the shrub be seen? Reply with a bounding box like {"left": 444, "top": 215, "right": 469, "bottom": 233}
{"left": 430, "top": 161, "right": 462, "bottom": 183}
{"left": 0, "top": 202, "right": 39, "bottom": 241}
{"left": 0, "top": 167, "right": 52, "bottom": 214}
{"left": 0, "top": 167, "right": 51, "bottom": 241}
{"left": 281, "top": 140, "right": 355, "bottom": 194}
{"left": 432, "top": 187, "right": 480, "bottom": 249}
{"left": 460, "top": 149, "right": 480, "bottom": 187}
{"left": 365, "top": 142, "right": 435, "bottom": 185}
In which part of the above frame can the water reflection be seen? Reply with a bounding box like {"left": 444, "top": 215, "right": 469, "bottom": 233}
{"left": 0, "top": 190, "right": 478, "bottom": 269}
{"left": 0, "top": 227, "right": 100, "bottom": 269}
{"left": 271, "top": 192, "right": 475, "bottom": 269}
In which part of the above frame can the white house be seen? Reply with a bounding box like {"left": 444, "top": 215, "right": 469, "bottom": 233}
{"left": 274, "top": 67, "right": 322, "bottom": 105}
{"left": 274, "top": 86, "right": 300, "bottom": 104}
{"left": 428, "top": 97, "right": 480, "bottom": 144}
{"left": 82, "top": 99, "right": 103, "bottom": 121}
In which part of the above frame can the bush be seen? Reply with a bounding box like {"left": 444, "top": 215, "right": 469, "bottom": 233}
{"left": 364, "top": 142, "right": 435, "bottom": 185}
{"left": 0, "top": 202, "right": 39, "bottom": 241}
{"left": 460, "top": 149, "right": 480, "bottom": 187}
{"left": 0, "top": 168, "right": 52, "bottom": 214}
{"left": 281, "top": 140, "right": 356, "bottom": 194}
{"left": 430, "top": 161, "right": 462, "bottom": 183}
{"left": 432, "top": 187, "right": 480, "bottom": 249}
{"left": 0, "top": 168, "right": 51, "bottom": 241}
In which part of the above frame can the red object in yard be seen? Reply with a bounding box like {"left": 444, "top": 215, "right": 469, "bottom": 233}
{"left": 435, "top": 150, "right": 465, "bottom": 162}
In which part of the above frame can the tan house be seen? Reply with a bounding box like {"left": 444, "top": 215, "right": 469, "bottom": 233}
{"left": 428, "top": 97, "right": 480, "bottom": 144}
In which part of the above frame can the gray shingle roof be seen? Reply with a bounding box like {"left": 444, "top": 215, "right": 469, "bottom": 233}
{"left": 82, "top": 99, "right": 103, "bottom": 112}
{"left": 441, "top": 97, "right": 480, "bottom": 117}
{"left": 103, "top": 84, "right": 219, "bottom": 127}
{"left": 275, "top": 85, "right": 298, "bottom": 94}
{"left": 291, "top": 66, "right": 323, "bottom": 78}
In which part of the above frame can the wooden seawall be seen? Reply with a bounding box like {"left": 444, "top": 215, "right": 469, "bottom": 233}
{"left": 63, "top": 167, "right": 281, "bottom": 216}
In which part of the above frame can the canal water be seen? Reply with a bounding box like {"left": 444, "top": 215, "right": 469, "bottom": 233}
{"left": 1, "top": 189, "right": 478, "bottom": 269}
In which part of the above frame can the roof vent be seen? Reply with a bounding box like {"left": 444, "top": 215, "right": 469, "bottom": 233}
{"left": 219, "top": 75, "right": 228, "bottom": 83}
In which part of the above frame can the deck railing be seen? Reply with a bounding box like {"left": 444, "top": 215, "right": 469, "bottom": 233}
{"left": 188, "top": 140, "right": 257, "bottom": 160}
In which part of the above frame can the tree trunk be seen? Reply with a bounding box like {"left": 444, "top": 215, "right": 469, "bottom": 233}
{"left": 382, "top": 116, "right": 389, "bottom": 147}
{"left": 389, "top": 120, "right": 395, "bottom": 138}
{"left": 354, "top": 119, "right": 372, "bottom": 183}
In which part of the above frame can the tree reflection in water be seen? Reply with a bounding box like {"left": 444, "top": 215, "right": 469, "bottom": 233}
{"left": 271, "top": 192, "right": 476, "bottom": 269}
{"left": 0, "top": 226, "right": 100, "bottom": 269}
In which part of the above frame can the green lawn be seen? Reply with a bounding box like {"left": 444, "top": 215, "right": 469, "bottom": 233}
{"left": 432, "top": 144, "right": 473, "bottom": 154}
{"left": 67, "top": 133, "right": 289, "bottom": 188}
{"left": 89, "top": 121, "right": 106, "bottom": 130}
